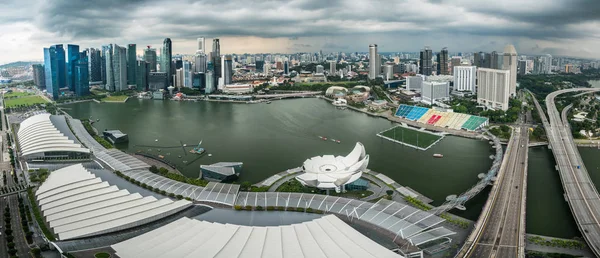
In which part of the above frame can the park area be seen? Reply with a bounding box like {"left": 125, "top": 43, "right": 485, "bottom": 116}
{"left": 102, "top": 95, "right": 128, "bottom": 102}
{"left": 378, "top": 126, "right": 443, "bottom": 149}
{"left": 4, "top": 95, "right": 48, "bottom": 108}
{"left": 4, "top": 92, "right": 33, "bottom": 98}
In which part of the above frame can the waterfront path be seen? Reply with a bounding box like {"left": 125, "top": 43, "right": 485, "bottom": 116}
{"left": 252, "top": 167, "right": 302, "bottom": 190}
{"left": 525, "top": 234, "right": 594, "bottom": 257}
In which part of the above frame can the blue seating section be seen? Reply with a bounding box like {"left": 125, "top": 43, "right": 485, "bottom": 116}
{"left": 405, "top": 107, "right": 429, "bottom": 121}
{"left": 395, "top": 104, "right": 414, "bottom": 117}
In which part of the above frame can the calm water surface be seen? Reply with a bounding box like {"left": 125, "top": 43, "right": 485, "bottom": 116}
{"left": 64, "top": 98, "right": 495, "bottom": 219}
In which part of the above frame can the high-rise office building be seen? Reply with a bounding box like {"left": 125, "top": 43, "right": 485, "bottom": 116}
{"left": 316, "top": 65, "right": 324, "bottom": 74}
{"left": 101, "top": 45, "right": 112, "bottom": 84}
{"left": 421, "top": 81, "right": 449, "bottom": 105}
{"left": 162, "top": 38, "right": 172, "bottom": 86}
{"left": 368, "top": 44, "right": 378, "bottom": 79}
{"left": 212, "top": 38, "right": 221, "bottom": 89}
{"left": 453, "top": 66, "right": 476, "bottom": 92}
{"left": 222, "top": 55, "right": 233, "bottom": 86}
{"left": 283, "top": 60, "right": 289, "bottom": 75}
{"left": 419, "top": 47, "right": 432, "bottom": 75}
{"left": 477, "top": 68, "right": 510, "bottom": 111}
{"left": 383, "top": 64, "right": 394, "bottom": 80}
{"left": 255, "top": 60, "right": 264, "bottom": 73}
{"left": 105, "top": 44, "right": 128, "bottom": 92}
{"left": 89, "top": 48, "right": 102, "bottom": 82}
{"left": 194, "top": 52, "right": 207, "bottom": 73}
{"left": 205, "top": 70, "right": 215, "bottom": 94}
{"left": 518, "top": 60, "right": 527, "bottom": 75}
{"left": 197, "top": 37, "right": 206, "bottom": 54}
{"left": 144, "top": 47, "right": 157, "bottom": 72}
{"left": 43, "top": 44, "right": 66, "bottom": 99}
{"left": 136, "top": 60, "right": 149, "bottom": 91}
{"left": 329, "top": 60, "right": 336, "bottom": 75}
{"left": 148, "top": 72, "right": 168, "bottom": 91}
{"left": 67, "top": 44, "right": 80, "bottom": 92}
{"left": 183, "top": 61, "right": 192, "bottom": 88}
{"left": 490, "top": 51, "right": 499, "bottom": 69}
{"left": 473, "top": 52, "right": 484, "bottom": 68}
{"left": 437, "top": 48, "right": 449, "bottom": 75}
{"left": 127, "top": 44, "right": 137, "bottom": 85}
{"left": 192, "top": 72, "right": 205, "bottom": 89}
{"left": 74, "top": 51, "right": 90, "bottom": 97}
{"left": 502, "top": 44, "right": 517, "bottom": 96}
{"left": 32, "top": 64, "right": 45, "bottom": 89}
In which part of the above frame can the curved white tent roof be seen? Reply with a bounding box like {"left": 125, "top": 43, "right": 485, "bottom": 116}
{"left": 297, "top": 142, "right": 369, "bottom": 189}
{"left": 36, "top": 164, "right": 192, "bottom": 240}
{"left": 111, "top": 215, "right": 402, "bottom": 258}
{"left": 18, "top": 113, "right": 90, "bottom": 158}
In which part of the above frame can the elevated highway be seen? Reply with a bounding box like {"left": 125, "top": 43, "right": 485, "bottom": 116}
{"left": 530, "top": 88, "right": 600, "bottom": 257}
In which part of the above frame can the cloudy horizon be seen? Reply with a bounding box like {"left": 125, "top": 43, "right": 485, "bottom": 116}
{"left": 2, "top": 0, "right": 600, "bottom": 64}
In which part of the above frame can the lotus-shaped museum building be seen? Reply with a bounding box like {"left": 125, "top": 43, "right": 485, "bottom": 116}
{"left": 296, "top": 142, "right": 369, "bottom": 193}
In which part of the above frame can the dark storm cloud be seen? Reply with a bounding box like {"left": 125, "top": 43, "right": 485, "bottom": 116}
{"left": 24, "top": 0, "right": 600, "bottom": 47}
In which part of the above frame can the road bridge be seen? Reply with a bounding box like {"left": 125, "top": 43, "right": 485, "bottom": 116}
{"left": 530, "top": 88, "right": 600, "bottom": 257}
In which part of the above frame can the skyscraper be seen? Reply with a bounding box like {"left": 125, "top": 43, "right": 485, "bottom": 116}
{"left": 212, "top": 38, "right": 221, "bottom": 89}
{"left": 32, "top": 64, "right": 45, "bottom": 89}
{"left": 255, "top": 60, "right": 264, "bottom": 73}
{"left": 101, "top": 45, "right": 111, "bottom": 84}
{"left": 502, "top": 44, "right": 518, "bottom": 96}
{"left": 437, "top": 47, "right": 449, "bottom": 75}
{"left": 74, "top": 51, "right": 90, "bottom": 97}
{"left": 194, "top": 52, "right": 207, "bottom": 73}
{"left": 473, "top": 52, "right": 484, "bottom": 68}
{"left": 89, "top": 48, "right": 102, "bottom": 82}
{"left": 205, "top": 70, "right": 215, "bottom": 94}
{"left": 518, "top": 60, "right": 527, "bottom": 75}
{"left": 197, "top": 37, "right": 205, "bottom": 54}
{"left": 490, "top": 51, "right": 499, "bottom": 69}
{"left": 136, "top": 60, "right": 149, "bottom": 91}
{"left": 67, "top": 44, "right": 80, "bottom": 92}
{"left": 329, "top": 60, "right": 336, "bottom": 75}
{"left": 183, "top": 61, "right": 192, "bottom": 88}
{"left": 283, "top": 60, "right": 289, "bottom": 75}
{"left": 127, "top": 44, "right": 137, "bottom": 85}
{"left": 46, "top": 44, "right": 66, "bottom": 99}
{"left": 368, "top": 44, "right": 378, "bottom": 79}
{"left": 105, "top": 44, "right": 128, "bottom": 92}
{"left": 222, "top": 55, "right": 233, "bottom": 86}
{"left": 477, "top": 68, "right": 510, "bottom": 111}
{"left": 419, "top": 46, "right": 432, "bottom": 75}
{"left": 162, "top": 38, "right": 172, "bottom": 86}
{"left": 143, "top": 47, "right": 157, "bottom": 72}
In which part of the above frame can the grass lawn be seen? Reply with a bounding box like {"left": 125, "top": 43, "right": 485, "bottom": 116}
{"left": 103, "top": 95, "right": 128, "bottom": 102}
{"left": 4, "top": 95, "right": 48, "bottom": 108}
{"left": 94, "top": 253, "right": 111, "bottom": 258}
{"left": 4, "top": 92, "right": 33, "bottom": 98}
{"left": 379, "top": 126, "right": 442, "bottom": 149}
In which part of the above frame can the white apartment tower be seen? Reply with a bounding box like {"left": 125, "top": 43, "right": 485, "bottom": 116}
{"left": 453, "top": 66, "right": 476, "bottom": 92}
{"left": 369, "top": 44, "right": 378, "bottom": 79}
{"left": 502, "top": 44, "right": 518, "bottom": 96}
{"left": 477, "top": 68, "right": 510, "bottom": 111}
{"left": 197, "top": 37, "right": 205, "bottom": 54}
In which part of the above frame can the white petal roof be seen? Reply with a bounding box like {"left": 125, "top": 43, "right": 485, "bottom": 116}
{"left": 18, "top": 113, "right": 90, "bottom": 157}
{"left": 297, "top": 142, "right": 369, "bottom": 188}
{"left": 111, "top": 215, "right": 403, "bottom": 258}
{"left": 36, "top": 164, "right": 192, "bottom": 240}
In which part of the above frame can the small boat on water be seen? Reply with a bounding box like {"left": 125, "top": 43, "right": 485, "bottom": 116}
{"left": 208, "top": 154, "right": 213, "bottom": 157}
{"left": 266, "top": 101, "right": 272, "bottom": 104}
{"left": 96, "top": 119, "right": 100, "bottom": 122}
{"left": 189, "top": 141, "right": 206, "bottom": 155}
{"left": 318, "top": 136, "right": 328, "bottom": 141}
{"left": 433, "top": 154, "right": 444, "bottom": 158}
{"left": 178, "top": 155, "right": 182, "bottom": 158}
{"left": 158, "top": 155, "right": 165, "bottom": 159}
{"left": 155, "top": 139, "right": 159, "bottom": 142}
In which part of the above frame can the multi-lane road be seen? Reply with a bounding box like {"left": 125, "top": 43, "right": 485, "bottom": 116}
{"left": 538, "top": 88, "right": 600, "bottom": 257}
{"left": 461, "top": 125, "right": 528, "bottom": 258}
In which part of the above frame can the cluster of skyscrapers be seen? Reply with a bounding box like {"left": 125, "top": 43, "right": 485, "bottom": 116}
{"left": 36, "top": 37, "right": 236, "bottom": 99}
{"left": 40, "top": 44, "right": 90, "bottom": 99}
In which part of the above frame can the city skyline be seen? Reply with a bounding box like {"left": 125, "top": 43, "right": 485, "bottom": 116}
{"left": 2, "top": 0, "right": 600, "bottom": 64}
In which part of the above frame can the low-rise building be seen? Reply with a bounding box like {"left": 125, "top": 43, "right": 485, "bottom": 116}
{"left": 223, "top": 84, "right": 254, "bottom": 94}
{"left": 102, "top": 130, "right": 129, "bottom": 144}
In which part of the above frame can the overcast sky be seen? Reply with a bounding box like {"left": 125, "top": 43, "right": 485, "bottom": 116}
{"left": 2, "top": 0, "right": 600, "bottom": 64}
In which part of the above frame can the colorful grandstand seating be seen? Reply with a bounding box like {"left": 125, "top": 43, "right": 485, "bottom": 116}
{"left": 394, "top": 104, "right": 488, "bottom": 131}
